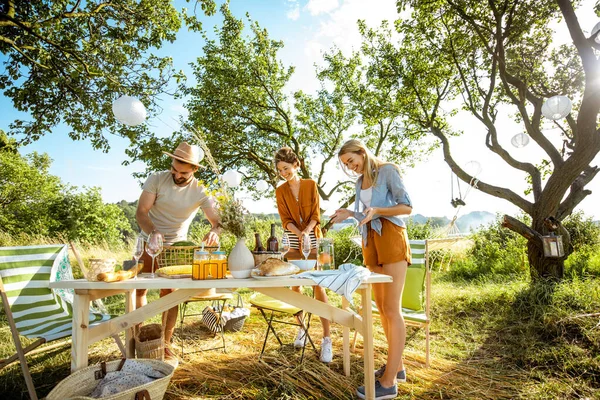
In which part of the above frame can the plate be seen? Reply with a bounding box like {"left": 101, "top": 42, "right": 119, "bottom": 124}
{"left": 251, "top": 272, "right": 297, "bottom": 280}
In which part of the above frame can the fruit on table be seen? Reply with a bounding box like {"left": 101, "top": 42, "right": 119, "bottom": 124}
{"left": 156, "top": 265, "right": 192, "bottom": 276}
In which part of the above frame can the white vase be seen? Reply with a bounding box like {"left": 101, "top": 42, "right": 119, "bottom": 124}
{"left": 228, "top": 238, "right": 254, "bottom": 278}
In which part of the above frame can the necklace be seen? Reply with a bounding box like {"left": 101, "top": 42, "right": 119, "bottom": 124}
{"left": 289, "top": 180, "right": 300, "bottom": 202}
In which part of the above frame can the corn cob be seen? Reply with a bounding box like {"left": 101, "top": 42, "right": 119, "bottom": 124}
{"left": 156, "top": 265, "right": 192, "bottom": 276}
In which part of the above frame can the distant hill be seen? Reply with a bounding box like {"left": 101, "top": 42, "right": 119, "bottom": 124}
{"left": 406, "top": 211, "right": 496, "bottom": 233}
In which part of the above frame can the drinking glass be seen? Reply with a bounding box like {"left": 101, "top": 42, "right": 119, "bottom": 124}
{"left": 132, "top": 235, "right": 144, "bottom": 279}
{"left": 280, "top": 233, "right": 290, "bottom": 259}
{"left": 301, "top": 233, "right": 311, "bottom": 260}
{"left": 146, "top": 231, "right": 163, "bottom": 279}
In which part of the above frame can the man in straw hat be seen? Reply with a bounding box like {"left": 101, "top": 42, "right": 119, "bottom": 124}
{"left": 135, "top": 141, "right": 222, "bottom": 358}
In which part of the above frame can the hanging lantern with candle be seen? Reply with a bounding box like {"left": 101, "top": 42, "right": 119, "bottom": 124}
{"left": 511, "top": 132, "right": 530, "bottom": 148}
{"left": 541, "top": 96, "right": 572, "bottom": 121}
{"left": 542, "top": 233, "right": 564, "bottom": 258}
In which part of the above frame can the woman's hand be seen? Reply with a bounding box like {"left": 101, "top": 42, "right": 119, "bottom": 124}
{"left": 330, "top": 208, "right": 353, "bottom": 224}
{"left": 359, "top": 207, "right": 378, "bottom": 226}
{"left": 203, "top": 228, "right": 220, "bottom": 246}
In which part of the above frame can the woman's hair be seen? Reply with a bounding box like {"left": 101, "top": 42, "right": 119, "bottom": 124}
{"left": 338, "top": 139, "right": 385, "bottom": 184}
{"left": 274, "top": 147, "right": 300, "bottom": 168}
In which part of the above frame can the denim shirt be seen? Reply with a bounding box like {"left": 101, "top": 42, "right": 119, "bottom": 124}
{"left": 353, "top": 164, "right": 412, "bottom": 245}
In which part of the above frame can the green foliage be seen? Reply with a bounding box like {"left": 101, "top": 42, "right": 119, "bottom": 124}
{"left": 406, "top": 217, "right": 436, "bottom": 240}
{"left": 115, "top": 200, "right": 139, "bottom": 233}
{"left": 563, "top": 211, "right": 600, "bottom": 279}
{"left": 448, "top": 218, "right": 529, "bottom": 281}
{"left": 328, "top": 226, "right": 363, "bottom": 266}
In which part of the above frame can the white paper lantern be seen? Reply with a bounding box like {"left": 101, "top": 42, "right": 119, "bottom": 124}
{"left": 196, "top": 146, "right": 205, "bottom": 162}
{"left": 256, "top": 180, "right": 269, "bottom": 192}
{"left": 222, "top": 169, "right": 242, "bottom": 188}
{"left": 511, "top": 132, "right": 530, "bottom": 148}
{"left": 592, "top": 21, "right": 600, "bottom": 44}
{"left": 542, "top": 96, "right": 572, "bottom": 120}
{"left": 112, "top": 95, "right": 147, "bottom": 126}
{"left": 464, "top": 160, "right": 482, "bottom": 178}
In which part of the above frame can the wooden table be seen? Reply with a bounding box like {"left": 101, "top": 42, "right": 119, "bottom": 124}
{"left": 49, "top": 273, "right": 392, "bottom": 400}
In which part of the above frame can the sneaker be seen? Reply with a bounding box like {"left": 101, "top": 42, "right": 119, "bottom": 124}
{"left": 319, "top": 337, "right": 333, "bottom": 363}
{"left": 294, "top": 327, "right": 307, "bottom": 349}
{"left": 356, "top": 380, "right": 398, "bottom": 400}
{"left": 374, "top": 364, "right": 407, "bottom": 382}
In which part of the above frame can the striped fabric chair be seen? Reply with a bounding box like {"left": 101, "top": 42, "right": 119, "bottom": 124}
{"left": 0, "top": 244, "right": 117, "bottom": 400}
{"left": 352, "top": 239, "right": 432, "bottom": 367}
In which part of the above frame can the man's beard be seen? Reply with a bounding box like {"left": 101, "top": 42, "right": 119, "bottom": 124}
{"left": 172, "top": 174, "right": 190, "bottom": 185}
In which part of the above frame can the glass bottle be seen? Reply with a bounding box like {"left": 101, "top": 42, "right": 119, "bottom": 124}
{"left": 267, "top": 224, "right": 279, "bottom": 252}
{"left": 317, "top": 238, "right": 335, "bottom": 270}
{"left": 212, "top": 250, "right": 228, "bottom": 279}
{"left": 254, "top": 232, "right": 265, "bottom": 252}
{"left": 192, "top": 249, "right": 210, "bottom": 280}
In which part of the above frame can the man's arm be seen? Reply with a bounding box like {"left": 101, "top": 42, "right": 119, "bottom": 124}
{"left": 201, "top": 205, "right": 222, "bottom": 246}
{"left": 136, "top": 190, "right": 157, "bottom": 235}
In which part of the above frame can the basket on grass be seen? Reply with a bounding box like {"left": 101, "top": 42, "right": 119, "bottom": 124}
{"left": 135, "top": 323, "right": 165, "bottom": 361}
{"left": 252, "top": 251, "right": 282, "bottom": 267}
{"left": 46, "top": 358, "right": 175, "bottom": 400}
{"left": 208, "top": 293, "right": 249, "bottom": 332}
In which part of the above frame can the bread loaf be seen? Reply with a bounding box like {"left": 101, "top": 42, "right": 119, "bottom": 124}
{"left": 97, "top": 269, "right": 136, "bottom": 282}
{"left": 256, "top": 258, "right": 300, "bottom": 276}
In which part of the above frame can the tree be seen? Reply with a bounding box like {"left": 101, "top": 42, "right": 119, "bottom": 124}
{"left": 382, "top": 0, "right": 600, "bottom": 280}
{"left": 0, "top": 0, "right": 215, "bottom": 150}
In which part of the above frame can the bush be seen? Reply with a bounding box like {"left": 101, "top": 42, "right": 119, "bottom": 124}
{"left": 563, "top": 211, "right": 600, "bottom": 279}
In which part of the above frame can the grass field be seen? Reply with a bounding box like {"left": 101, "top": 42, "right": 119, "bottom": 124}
{"left": 0, "top": 243, "right": 599, "bottom": 399}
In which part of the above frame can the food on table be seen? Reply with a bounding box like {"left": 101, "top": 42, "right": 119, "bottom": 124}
{"left": 97, "top": 270, "right": 136, "bottom": 282}
{"left": 255, "top": 258, "right": 300, "bottom": 276}
{"left": 156, "top": 265, "right": 192, "bottom": 276}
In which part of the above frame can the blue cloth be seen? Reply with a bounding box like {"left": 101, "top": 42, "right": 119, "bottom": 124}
{"left": 290, "top": 263, "right": 371, "bottom": 305}
{"left": 353, "top": 164, "right": 412, "bottom": 245}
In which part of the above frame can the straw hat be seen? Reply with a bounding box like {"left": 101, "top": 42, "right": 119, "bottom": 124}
{"left": 163, "top": 142, "right": 203, "bottom": 167}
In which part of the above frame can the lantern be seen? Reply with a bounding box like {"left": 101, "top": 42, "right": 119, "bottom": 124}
{"left": 592, "top": 21, "right": 600, "bottom": 44}
{"left": 511, "top": 132, "right": 530, "bottom": 148}
{"left": 542, "top": 234, "right": 564, "bottom": 258}
{"left": 112, "top": 95, "right": 147, "bottom": 126}
{"left": 541, "top": 96, "right": 572, "bottom": 120}
{"left": 222, "top": 169, "right": 242, "bottom": 188}
{"left": 256, "top": 180, "right": 269, "bottom": 192}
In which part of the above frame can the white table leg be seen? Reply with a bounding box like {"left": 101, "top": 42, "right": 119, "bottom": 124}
{"left": 361, "top": 284, "right": 375, "bottom": 400}
{"left": 71, "top": 292, "right": 90, "bottom": 372}
{"left": 342, "top": 296, "right": 350, "bottom": 377}
{"left": 125, "top": 290, "right": 136, "bottom": 358}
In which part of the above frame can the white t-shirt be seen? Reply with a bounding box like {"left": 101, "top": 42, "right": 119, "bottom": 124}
{"left": 141, "top": 171, "right": 212, "bottom": 245}
{"left": 360, "top": 187, "right": 372, "bottom": 208}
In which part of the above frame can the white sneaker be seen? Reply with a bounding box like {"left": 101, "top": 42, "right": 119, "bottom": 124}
{"left": 320, "top": 337, "right": 333, "bottom": 363}
{"left": 294, "top": 327, "right": 307, "bottom": 348}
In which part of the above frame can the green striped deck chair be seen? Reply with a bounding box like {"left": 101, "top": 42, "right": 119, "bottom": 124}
{"left": 352, "top": 240, "right": 432, "bottom": 367}
{"left": 0, "top": 244, "right": 115, "bottom": 400}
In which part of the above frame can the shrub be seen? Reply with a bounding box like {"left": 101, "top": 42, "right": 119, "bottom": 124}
{"left": 563, "top": 211, "right": 600, "bottom": 279}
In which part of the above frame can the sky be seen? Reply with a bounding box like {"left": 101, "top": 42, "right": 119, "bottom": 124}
{"left": 1, "top": 0, "right": 599, "bottom": 223}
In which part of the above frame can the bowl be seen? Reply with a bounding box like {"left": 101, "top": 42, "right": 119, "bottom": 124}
{"left": 289, "top": 259, "right": 317, "bottom": 271}
{"left": 229, "top": 269, "right": 252, "bottom": 279}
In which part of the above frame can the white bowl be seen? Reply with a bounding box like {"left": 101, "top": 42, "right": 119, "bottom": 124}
{"left": 289, "top": 259, "right": 316, "bottom": 271}
{"left": 229, "top": 269, "right": 252, "bottom": 279}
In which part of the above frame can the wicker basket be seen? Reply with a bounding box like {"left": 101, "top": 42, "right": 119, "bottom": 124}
{"left": 135, "top": 323, "right": 164, "bottom": 361}
{"left": 46, "top": 359, "right": 175, "bottom": 400}
{"left": 252, "top": 251, "right": 283, "bottom": 267}
{"left": 86, "top": 258, "right": 117, "bottom": 281}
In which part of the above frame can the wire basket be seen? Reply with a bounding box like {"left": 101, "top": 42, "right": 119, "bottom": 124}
{"left": 157, "top": 245, "right": 220, "bottom": 268}
{"left": 85, "top": 258, "right": 117, "bottom": 281}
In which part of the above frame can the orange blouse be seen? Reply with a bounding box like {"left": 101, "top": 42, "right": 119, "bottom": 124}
{"left": 275, "top": 179, "right": 322, "bottom": 238}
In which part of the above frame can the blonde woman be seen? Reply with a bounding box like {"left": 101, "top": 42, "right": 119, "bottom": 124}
{"left": 274, "top": 147, "right": 332, "bottom": 363}
{"left": 330, "top": 139, "right": 412, "bottom": 400}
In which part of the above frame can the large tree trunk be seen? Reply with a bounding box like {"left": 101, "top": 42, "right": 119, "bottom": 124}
{"left": 527, "top": 241, "right": 564, "bottom": 280}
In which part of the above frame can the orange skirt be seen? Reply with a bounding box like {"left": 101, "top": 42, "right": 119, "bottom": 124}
{"left": 362, "top": 219, "right": 411, "bottom": 267}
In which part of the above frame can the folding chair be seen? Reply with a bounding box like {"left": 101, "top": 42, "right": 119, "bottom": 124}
{"left": 178, "top": 289, "right": 234, "bottom": 356}
{"left": 352, "top": 239, "right": 431, "bottom": 367}
{"left": 249, "top": 292, "right": 318, "bottom": 361}
{"left": 0, "top": 244, "right": 122, "bottom": 400}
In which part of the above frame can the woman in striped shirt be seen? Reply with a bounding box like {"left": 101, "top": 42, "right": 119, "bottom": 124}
{"left": 274, "top": 147, "right": 332, "bottom": 363}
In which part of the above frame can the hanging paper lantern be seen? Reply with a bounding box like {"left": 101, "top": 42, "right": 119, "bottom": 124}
{"left": 222, "top": 169, "right": 242, "bottom": 188}
{"left": 464, "top": 160, "right": 482, "bottom": 178}
{"left": 256, "top": 180, "right": 269, "bottom": 192}
{"left": 196, "top": 146, "right": 205, "bottom": 162}
{"left": 511, "top": 132, "right": 530, "bottom": 148}
{"left": 542, "top": 96, "right": 572, "bottom": 120}
{"left": 112, "top": 95, "right": 147, "bottom": 126}
{"left": 592, "top": 21, "right": 600, "bottom": 44}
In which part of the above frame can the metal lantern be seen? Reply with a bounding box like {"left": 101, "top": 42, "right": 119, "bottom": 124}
{"left": 112, "top": 95, "right": 147, "bottom": 126}
{"left": 592, "top": 21, "right": 600, "bottom": 44}
{"left": 541, "top": 96, "right": 572, "bottom": 120}
{"left": 222, "top": 169, "right": 242, "bottom": 188}
{"left": 542, "top": 234, "right": 564, "bottom": 258}
{"left": 256, "top": 180, "right": 269, "bottom": 192}
{"left": 511, "top": 132, "right": 530, "bottom": 148}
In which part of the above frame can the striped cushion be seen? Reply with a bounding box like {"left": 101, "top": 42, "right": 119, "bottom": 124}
{"left": 0, "top": 245, "right": 112, "bottom": 342}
